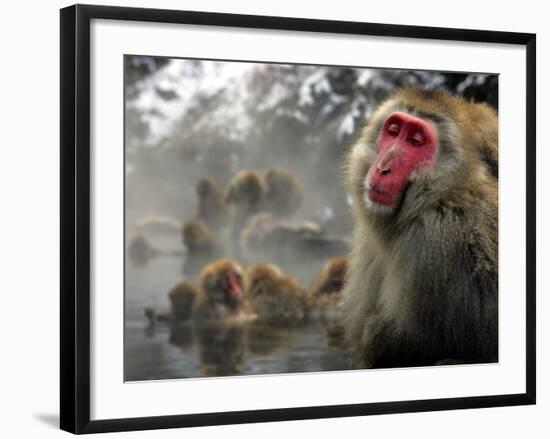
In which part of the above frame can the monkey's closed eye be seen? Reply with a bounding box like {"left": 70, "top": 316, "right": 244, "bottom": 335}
{"left": 387, "top": 123, "right": 400, "bottom": 136}
{"left": 407, "top": 131, "right": 425, "bottom": 146}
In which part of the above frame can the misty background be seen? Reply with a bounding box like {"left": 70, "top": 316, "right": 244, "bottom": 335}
{"left": 125, "top": 56, "right": 497, "bottom": 237}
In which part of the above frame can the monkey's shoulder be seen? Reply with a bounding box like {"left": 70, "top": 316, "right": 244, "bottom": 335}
{"left": 395, "top": 204, "right": 496, "bottom": 277}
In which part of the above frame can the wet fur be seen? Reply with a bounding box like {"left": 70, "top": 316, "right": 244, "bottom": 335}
{"left": 245, "top": 264, "right": 308, "bottom": 325}
{"left": 194, "top": 259, "right": 252, "bottom": 323}
{"left": 169, "top": 282, "right": 200, "bottom": 321}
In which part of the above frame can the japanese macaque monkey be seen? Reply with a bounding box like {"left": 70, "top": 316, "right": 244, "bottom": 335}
{"left": 310, "top": 256, "right": 348, "bottom": 296}
{"left": 196, "top": 177, "right": 228, "bottom": 230}
{"left": 308, "top": 256, "right": 347, "bottom": 322}
{"left": 168, "top": 282, "right": 200, "bottom": 321}
{"left": 245, "top": 263, "right": 309, "bottom": 325}
{"left": 239, "top": 213, "right": 348, "bottom": 272}
{"left": 263, "top": 166, "right": 303, "bottom": 217}
{"left": 193, "top": 258, "right": 256, "bottom": 323}
{"left": 128, "top": 234, "right": 158, "bottom": 266}
{"left": 143, "top": 282, "right": 199, "bottom": 327}
{"left": 225, "top": 170, "right": 267, "bottom": 253}
{"left": 342, "top": 88, "right": 498, "bottom": 368}
{"left": 181, "top": 219, "right": 221, "bottom": 258}
{"left": 309, "top": 257, "right": 348, "bottom": 344}
{"left": 180, "top": 219, "right": 222, "bottom": 275}
{"left": 225, "top": 170, "right": 266, "bottom": 219}
{"left": 192, "top": 259, "right": 254, "bottom": 375}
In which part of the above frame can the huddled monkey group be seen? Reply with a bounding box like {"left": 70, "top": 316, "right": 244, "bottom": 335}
{"left": 136, "top": 86, "right": 498, "bottom": 371}
{"left": 138, "top": 163, "right": 349, "bottom": 374}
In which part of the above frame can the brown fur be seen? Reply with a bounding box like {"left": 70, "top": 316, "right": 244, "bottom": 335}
{"left": 194, "top": 258, "right": 255, "bottom": 323}
{"left": 225, "top": 170, "right": 268, "bottom": 252}
{"left": 225, "top": 170, "right": 267, "bottom": 215}
{"left": 245, "top": 263, "right": 308, "bottom": 325}
{"left": 168, "top": 282, "right": 200, "bottom": 321}
{"left": 309, "top": 257, "right": 348, "bottom": 330}
{"left": 310, "top": 256, "right": 348, "bottom": 296}
{"left": 196, "top": 177, "right": 228, "bottom": 230}
{"left": 342, "top": 87, "right": 498, "bottom": 368}
{"left": 264, "top": 166, "right": 304, "bottom": 217}
{"left": 181, "top": 219, "right": 221, "bottom": 257}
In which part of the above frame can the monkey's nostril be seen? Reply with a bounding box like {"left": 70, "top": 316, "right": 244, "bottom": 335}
{"left": 380, "top": 168, "right": 391, "bottom": 176}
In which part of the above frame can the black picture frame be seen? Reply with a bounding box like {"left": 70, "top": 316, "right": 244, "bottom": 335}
{"left": 60, "top": 4, "right": 536, "bottom": 434}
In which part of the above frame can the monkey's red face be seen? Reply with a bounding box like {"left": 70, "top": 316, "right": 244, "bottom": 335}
{"left": 220, "top": 271, "right": 243, "bottom": 305}
{"left": 366, "top": 112, "right": 438, "bottom": 208}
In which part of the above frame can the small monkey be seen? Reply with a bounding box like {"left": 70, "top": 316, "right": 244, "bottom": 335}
{"left": 196, "top": 176, "right": 228, "bottom": 230}
{"left": 225, "top": 170, "right": 267, "bottom": 250}
{"left": 263, "top": 166, "right": 304, "bottom": 217}
{"left": 181, "top": 219, "right": 221, "bottom": 257}
{"left": 143, "top": 282, "right": 199, "bottom": 327}
{"left": 308, "top": 257, "right": 348, "bottom": 340}
{"left": 168, "top": 281, "right": 200, "bottom": 321}
{"left": 309, "top": 256, "right": 348, "bottom": 296}
{"left": 181, "top": 219, "right": 223, "bottom": 275}
{"left": 128, "top": 234, "right": 158, "bottom": 266}
{"left": 240, "top": 213, "right": 348, "bottom": 269}
{"left": 193, "top": 259, "right": 253, "bottom": 376}
{"left": 193, "top": 258, "right": 256, "bottom": 323}
{"left": 245, "top": 263, "right": 309, "bottom": 326}
{"left": 225, "top": 170, "right": 266, "bottom": 216}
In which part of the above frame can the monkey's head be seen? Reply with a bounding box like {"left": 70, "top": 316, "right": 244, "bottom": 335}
{"left": 169, "top": 282, "right": 199, "bottom": 320}
{"left": 244, "top": 264, "right": 283, "bottom": 298}
{"left": 314, "top": 256, "right": 348, "bottom": 295}
{"left": 349, "top": 88, "right": 497, "bottom": 219}
{"left": 225, "top": 170, "right": 266, "bottom": 210}
{"left": 181, "top": 219, "right": 215, "bottom": 249}
{"left": 264, "top": 166, "right": 303, "bottom": 216}
{"left": 200, "top": 259, "right": 244, "bottom": 308}
{"left": 196, "top": 177, "right": 217, "bottom": 199}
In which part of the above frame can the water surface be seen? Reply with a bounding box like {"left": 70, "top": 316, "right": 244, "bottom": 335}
{"left": 124, "top": 234, "right": 352, "bottom": 381}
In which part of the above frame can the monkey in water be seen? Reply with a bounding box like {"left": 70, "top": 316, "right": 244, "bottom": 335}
{"left": 309, "top": 256, "right": 347, "bottom": 322}
{"left": 196, "top": 176, "right": 228, "bottom": 230}
{"left": 192, "top": 259, "right": 254, "bottom": 376}
{"left": 128, "top": 233, "right": 158, "bottom": 266}
{"left": 342, "top": 88, "right": 498, "bottom": 368}
{"left": 245, "top": 263, "right": 309, "bottom": 326}
{"left": 169, "top": 281, "right": 200, "bottom": 321}
{"left": 309, "top": 257, "right": 348, "bottom": 344}
{"left": 181, "top": 219, "right": 223, "bottom": 275}
{"left": 263, "top": 166, "right": 303, "bottom": 218}
{"left": 225, "top": 170, "right": 267, "bottom": 251}
{"left": 310, "top": 256, "right": 348, "bottom": 296}
{"left": 181, "top": 219, "right": 220, "bottom": 256}
{"left": 193, "top": 258, "right": 256, "bottom": 324}
{"left": 143, "top": 281, "right": 199, "bottom": 328}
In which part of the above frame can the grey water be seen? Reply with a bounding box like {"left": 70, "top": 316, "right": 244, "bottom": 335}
{"left": 124, "top": 234, "right": 352, "bottom": 381}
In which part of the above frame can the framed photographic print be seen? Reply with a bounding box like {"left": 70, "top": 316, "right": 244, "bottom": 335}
{"left": 60, "top": 4, "right": 536, "bottom": 434}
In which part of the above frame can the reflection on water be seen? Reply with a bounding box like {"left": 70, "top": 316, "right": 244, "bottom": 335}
{"left": 124, "top": 235, "right": 352, "bottom": 381}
